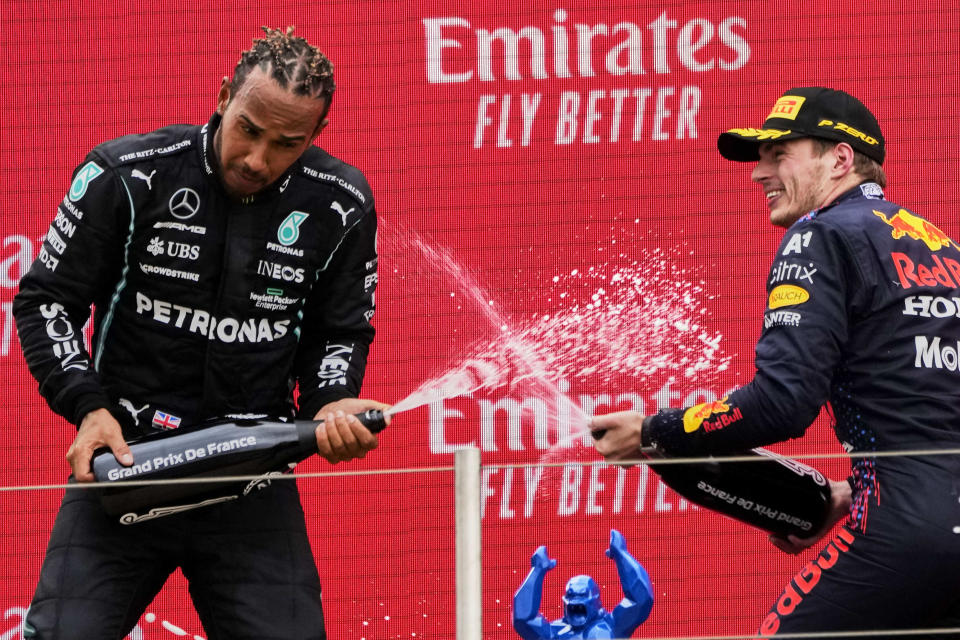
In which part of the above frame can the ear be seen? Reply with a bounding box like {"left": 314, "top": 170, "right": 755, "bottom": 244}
{"left": 216, "top": 76, "right": 232, "bottom": 116}
{"left": 831, "top": 142, "right": 856, "bottom": 178}
{"left": 312, "top": 117, "right": 329, "bottom": 139}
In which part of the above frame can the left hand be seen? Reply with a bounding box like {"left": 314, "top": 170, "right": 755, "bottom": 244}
{"left": 590, "top": 411, "right": 647, "bottom": 464}
{"left": 767, "top": 478, "right": 853, "bottom": 554}
{"left": 313, "top": 398, "right": 390, "bottom": 464}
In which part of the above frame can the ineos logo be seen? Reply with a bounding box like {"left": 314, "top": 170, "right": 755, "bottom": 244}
{"left": 169, "top": 188, "right": 200, "bottom": 220}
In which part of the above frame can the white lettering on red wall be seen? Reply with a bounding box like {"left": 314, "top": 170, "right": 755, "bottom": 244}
{"left": 423, "top": 9, "right": 751, "bottom": 148}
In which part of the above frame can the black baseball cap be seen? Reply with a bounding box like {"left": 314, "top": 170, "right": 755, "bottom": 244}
{"left": 717, "top": 87, "right": 885, "bottom": 164}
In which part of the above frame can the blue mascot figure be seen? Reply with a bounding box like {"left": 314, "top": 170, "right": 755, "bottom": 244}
{"left": 512, "top": 529, "right": 653, "bottom": 639}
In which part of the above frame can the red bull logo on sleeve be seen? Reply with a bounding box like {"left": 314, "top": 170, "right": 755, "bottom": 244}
{"left": 874, "top": 209, "right": 958, "bottom": 252}
{"left": 683, "top": 397, "right": 743, "bottom": 433}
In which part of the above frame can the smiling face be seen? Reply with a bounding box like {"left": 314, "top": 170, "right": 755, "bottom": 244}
{"left": 750, "top": 138, "right": 835, "bottom": 228}
{"left": 213, "top": 66, "right": 328, "bottom": 198}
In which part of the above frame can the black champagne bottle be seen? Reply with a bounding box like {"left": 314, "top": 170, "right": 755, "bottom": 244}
{"left": 91, "top": 410, "right": 387, "bottom": 523}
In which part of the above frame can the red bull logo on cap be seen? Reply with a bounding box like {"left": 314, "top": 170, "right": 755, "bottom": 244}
{"left": 874, "top": 209, "right": 958, "bottom": 252}
{"left": 766, "top": 95, "right": 806, "bottom": 120}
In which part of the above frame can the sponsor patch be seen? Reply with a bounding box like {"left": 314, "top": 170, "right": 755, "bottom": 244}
{"left": 760, "top": 528, "right": 856, "bottom": 637}
{"left": 257, "top": 260, "right": 305, "bottom": 284}
{"left": 903, "top": 295, "right": 960, "bottom": 318}
{"left": 134, "top": 291, "right": 290, "bottom": 343}
{"left": 68, "top": 161, "right": 104, "bottom": 202}
{"left": 890, "top": 252, "right": 960, "bottom": 289}
{"left": 764, "top": 310, "right": 802, "bottom": 328}
{"left": 139, "top": 262, "right": 200, "bottom": 282}
{"left": 152, "top": 410, "right": 181, "bottom": 430}
{"left": 874, "top": 209, "right": 957, "bottom": 252}
{"left": 769, "top": 260, "right": 816, "bottom": 285}
{"left": 768, "top": 284, "right": 809, "bottom": 309}
{"left": 277, "top": 211, "right": 309, "bottom": 246}
{"left": 914, "top": 335, "right": 960, "bottom": 372}
{"left": 316, "top": 343, "right": 354, "bottom": 388}
{"left": 682, "top": 397, "right": 742, "bottom": 433}
{"left": 766, "top": 95, "right": 806, "bottom": 120}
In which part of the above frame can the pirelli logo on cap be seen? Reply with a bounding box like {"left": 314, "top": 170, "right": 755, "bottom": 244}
{"left": 767, "top": 95, "right": 806, "bottom": 120}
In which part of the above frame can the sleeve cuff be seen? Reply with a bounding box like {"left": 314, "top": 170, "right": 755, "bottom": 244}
{"left": 297, "top": 388, "right": 355, "bottom": 419}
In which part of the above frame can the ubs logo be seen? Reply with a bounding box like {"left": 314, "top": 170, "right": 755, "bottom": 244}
{"left": 169, "top": 188, "right": 201, "bottom": 220}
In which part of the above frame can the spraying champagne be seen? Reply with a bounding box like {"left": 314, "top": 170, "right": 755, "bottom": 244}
{"left": 591, "top": 428, "right": 830, "bottom": 537}
{"left": 92, "top": 410, "right": 388, "bottom": 524}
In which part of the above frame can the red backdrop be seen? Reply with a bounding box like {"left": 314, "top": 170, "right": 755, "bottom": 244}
{"left": 2, "top": 1, "right": 958, "bottom": 638}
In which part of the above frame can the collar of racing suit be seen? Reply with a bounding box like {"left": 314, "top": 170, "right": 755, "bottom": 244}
{"left": 199, "top": 112, "right": 301, "bottom": 206}
{"left": 796, "top": 181, "right": 885, "bottom": 225}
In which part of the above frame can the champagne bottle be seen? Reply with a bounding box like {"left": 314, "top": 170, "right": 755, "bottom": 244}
{"left": 646, "top": 447, "right": 832, "bottom": 537}
{"left": 91, "top": 409, "right": 387, "bottom": 524}
{"left": 591, "top": 429, "right": 831, "bottom": 537}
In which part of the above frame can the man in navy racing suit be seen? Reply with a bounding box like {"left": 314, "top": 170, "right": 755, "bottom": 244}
{"left": 591, "top": 86, "right": 960, "bottom": 637}
{"left": 13, "top": 27, "right": 388, "bottom": 639}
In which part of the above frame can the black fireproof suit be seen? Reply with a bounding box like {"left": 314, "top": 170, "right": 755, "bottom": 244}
{"left": 643, "top": 183, "right": 960, "bottom": 637}
{"left": 13, "top": 113, "right": 378, "bottom": 639}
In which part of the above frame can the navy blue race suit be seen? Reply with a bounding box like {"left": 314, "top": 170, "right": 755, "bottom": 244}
{"left": 643, "top": 183, "right": 960, "bottom": 636}
{"left": 13, "top": 113, "right": 378, "bottom": 639}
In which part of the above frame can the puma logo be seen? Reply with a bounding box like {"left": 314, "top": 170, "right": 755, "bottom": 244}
{"left": 118, "top": 398, "right": 149, "bottom": 423}
{"left": 131, "top": 169, "right": 156, "bottom": 190}
{"left": 330, "top": 201, "right": 355, "bottom": 226}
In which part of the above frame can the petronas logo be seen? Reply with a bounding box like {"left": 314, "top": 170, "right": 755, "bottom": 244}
{"left": 69, "top": 161, "right": 104, "bottom": 202}
{"left": 277, "top": 211, "right": 309, "bottom": 246}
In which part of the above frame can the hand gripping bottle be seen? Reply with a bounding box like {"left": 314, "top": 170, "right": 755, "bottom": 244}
{"left": 91, "top": 410, "right": 387, "bottom": 524}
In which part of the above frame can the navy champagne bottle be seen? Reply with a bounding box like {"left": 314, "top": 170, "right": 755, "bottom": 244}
{"left": 91, "top": 409, "right": 387, "bottom": 524}
{"left": 646, "top": 447, "right": 832, "bottom": 537}
{"left": 591, "top": 429, "right": 832, "bottom": 537}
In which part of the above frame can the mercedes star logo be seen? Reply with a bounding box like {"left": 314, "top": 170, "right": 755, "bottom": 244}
{"left": 169, "top": 187, "right": 201, "bottom": 220}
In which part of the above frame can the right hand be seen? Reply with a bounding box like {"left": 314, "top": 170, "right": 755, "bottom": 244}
{"left": 313, "top": 398, "right": 390, "bottom": 464}
{"left": 66, "top": 408, "right": 132, "bottom": 482}
{"left": 531, "top": 545, "right": 557, "bottom": 571}
{"left": 590, "top": 411, "right": 647, "bottom": 464}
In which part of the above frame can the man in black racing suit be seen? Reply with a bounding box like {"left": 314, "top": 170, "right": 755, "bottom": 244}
{"left": 592, "top": 86, "right": 960, "bottom": 637}
{"left": 13, "top": 27, "right": 388, "bottom": 640}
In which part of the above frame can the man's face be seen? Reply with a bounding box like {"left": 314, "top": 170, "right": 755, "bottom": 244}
{"left": 214, "top": 67, "right": 328, "bottom": 198}
{"left": 751, "top": 138, "right": 832, "bottom": 228}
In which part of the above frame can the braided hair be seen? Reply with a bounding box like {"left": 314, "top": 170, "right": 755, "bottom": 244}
{"left": 231, "top": 26, "right": 335, "bottom": 115}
